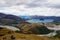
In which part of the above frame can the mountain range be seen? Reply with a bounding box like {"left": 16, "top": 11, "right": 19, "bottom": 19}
{"left": 19, "top": 16, "right": 60, "bottom": 22}
{"left": 0, "top": 13, "right": 60, "bottom": 25}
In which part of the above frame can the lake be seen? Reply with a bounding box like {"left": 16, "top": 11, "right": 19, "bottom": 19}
{"left": 27, "top": 19, "right": 54, "bottom": 23}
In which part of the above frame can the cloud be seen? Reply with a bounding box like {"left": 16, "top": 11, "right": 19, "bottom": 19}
{"left": 0, "top": 0, "right": 47, "bottom": 7}
{"left": 47, "top": 4, "right": 60, "bottom": 9}
{"left": 0, "top": 0, "right": 60, "bottom": 8}
{"left": 0, "top": 5, "right": 60, "bottom": 16}
{"left": 0, "top": 0, "right": 60, "bottom": 16}
{"left": 46, "top": 0, "right": 60, "bottom": 9}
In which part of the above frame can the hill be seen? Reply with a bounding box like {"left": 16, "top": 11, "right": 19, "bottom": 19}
{"left": 0, "top": 13, "right": 25, "bottom": 26}
{"left": 17, "top": 23, "right": 52, "bottom": 34}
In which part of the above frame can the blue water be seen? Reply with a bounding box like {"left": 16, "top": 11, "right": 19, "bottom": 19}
{"left": 27, "top": 19, "right": 54, "bottom": 23}
{"left": 19, "top": 16, "right": 54, "bottom": 23}
{"left": 19, "top": 16, "right": 31, "bottom": 19}
{"left": 19, "top": 16, "right": 26, "bottom": 18}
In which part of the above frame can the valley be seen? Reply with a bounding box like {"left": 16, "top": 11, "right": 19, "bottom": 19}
{"left": 0, "top": 13, "right": 60, "bottom": 40}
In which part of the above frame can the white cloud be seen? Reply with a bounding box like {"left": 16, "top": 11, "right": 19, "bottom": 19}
{"left": 0, "top": 0, "right": 60, "bottom": 16}
{"left": 0, "top": 5, "right": 60, "bottom": 16}
{"left": 48, "top": 0, "right": 60, "bottom": 4}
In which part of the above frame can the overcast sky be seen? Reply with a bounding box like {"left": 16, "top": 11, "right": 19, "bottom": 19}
{"left": 0, "top": 0, "right": 60, "bottom": 16}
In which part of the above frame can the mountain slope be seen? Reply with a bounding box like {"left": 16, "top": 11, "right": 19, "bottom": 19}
{"left": 0, "top": 13, "right": 24, "bottom": 25}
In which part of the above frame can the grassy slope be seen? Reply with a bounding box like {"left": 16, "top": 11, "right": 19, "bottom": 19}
{"left": 0, "top": 25, "right": 60, "bottom": 40}
{"left": 0, "top": 33, "right": 60, "bottom": 40}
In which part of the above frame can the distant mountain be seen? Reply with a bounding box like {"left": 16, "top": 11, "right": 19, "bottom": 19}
{"left": 0, "top": 13, "right": 25, "bottom": 25}
{"left": 30, "top": 16, "right": 60, "bottom": 21}
{"left": 19, "top": 16, "right": 60, "bottom": 22}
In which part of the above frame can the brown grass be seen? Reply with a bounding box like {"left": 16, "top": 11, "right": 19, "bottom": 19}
{"left": 0, "top": 25, "right": 60, "bottom": 40}
{"left": 0, "top": 33, "right": 60, "bottom": 40}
